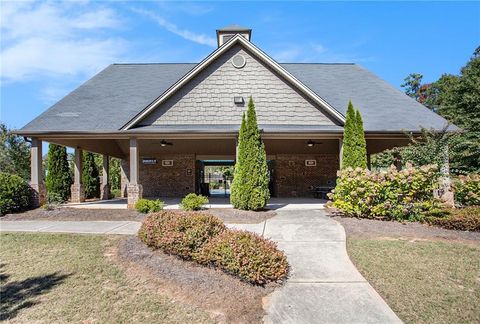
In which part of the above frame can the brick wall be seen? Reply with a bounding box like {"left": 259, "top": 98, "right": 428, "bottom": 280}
{"left": 274, "top": 154, "right": 339, "bottom": 197}
{"left": 122, "top": 154, "right": 196, "bottom": 198}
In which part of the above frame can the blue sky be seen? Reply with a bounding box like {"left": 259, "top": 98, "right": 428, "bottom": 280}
{"left": 1, "top": 1, "right": 479, "bottom": 131}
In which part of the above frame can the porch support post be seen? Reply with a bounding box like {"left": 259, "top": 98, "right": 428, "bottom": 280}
{"left": 70, "top": 148, "right": 85, "bottom": 203}
{"left": 100, "top": 155, "right": 110, "bottom": 200}
{"left": 127, "top": 138, "right": 142, "bottom": 208}
{"left": 438, "top": 145, "right": 455, "bottom": 207}
{"left": 367, "top": 154, "right": 372, "bottom": 170}
{"left": 30, "top": 138, "right": 46, "bottom": 207}
{"left": 338, "top": 138, "right": 343, "bottom": 170}
{"left": 120, "top": 159, "right": 129, "bottom": 198}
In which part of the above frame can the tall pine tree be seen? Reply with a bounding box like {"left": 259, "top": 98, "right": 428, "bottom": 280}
{"left": 355, "top": 109, "right": 368, "bottom": 168}
{"left": 45, "top": 144, "right": 72, "bottom": 201}
{"left": 83, "top": 152, "right": 100, "bottom": 199}
{"left": 230, "top": 97, "right": 270, "bottom": 210}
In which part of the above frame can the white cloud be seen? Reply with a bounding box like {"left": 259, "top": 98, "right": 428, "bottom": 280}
{"left": 131, "top": 8, "right": 216, "bottom": 47}
{"left": 0, "top": 1, "right": 125, "bottom": 82}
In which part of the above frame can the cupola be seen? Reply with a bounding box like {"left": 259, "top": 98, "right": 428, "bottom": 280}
{"left": 216, "top": 24, "right": 252, "bottom": 47}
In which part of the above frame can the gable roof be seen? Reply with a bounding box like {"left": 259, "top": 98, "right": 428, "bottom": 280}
{"left": 122, "top": 34, "right": 346, "bottom": 130}
{"left": 17, "top": 44, "right": 452, "bottom": 135}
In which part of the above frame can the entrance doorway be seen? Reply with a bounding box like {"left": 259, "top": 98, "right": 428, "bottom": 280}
{"left": 196, "top": 160, "right": 234, "bottom": 197}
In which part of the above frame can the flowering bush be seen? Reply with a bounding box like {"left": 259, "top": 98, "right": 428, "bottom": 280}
{"left": 453, "top": 174, "right": 480, "bottom": 207}
{"left": 328, "top": 164, "right": 441, "bottom": 221}
{"left": 195, "top": 230, "right": 289, "bottom": 284}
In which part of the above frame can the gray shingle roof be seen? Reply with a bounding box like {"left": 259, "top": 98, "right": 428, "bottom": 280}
{"left": 217, "top": 24, "right": 251, "bottom": 32}
{"left": 19, "top": 62, "right": 451, "bottom": 134}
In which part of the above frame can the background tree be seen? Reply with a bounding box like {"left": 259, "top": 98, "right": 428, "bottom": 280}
{"left": 0, "top": 123, "right": 30, "bottom": 180}
{"left": 94, "top": 155, "right": 121, "bottom": 192}
{"left": 230, "top": 97, "right": 270, "bottom": 210}
{"left": 83, "top": 152, "right": 100, "bottom": 199}
{"left": 374, "top": 47, "right": 479, "bottom": 174}
{"left": 45, "top": 144, "right": 72, "bottom": 201}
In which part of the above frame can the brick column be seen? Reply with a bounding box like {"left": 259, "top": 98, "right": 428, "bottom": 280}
{"left": 30, "top": 138, "right": 46, "bottom": 207}
{"left": 338, "top": 138, "right": 343, "bottom": 170}
{"left": 70, "top": 148, "right": 85, "bottom": 203}
{"left": 100, "top": 155, "right": 110, "bottom": 200}
{"left": 127, "top": 138, "right": 142, "bottom": 208}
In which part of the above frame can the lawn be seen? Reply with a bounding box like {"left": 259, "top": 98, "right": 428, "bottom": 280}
{"left": 0, "top": 233, "right": 212, "bottom": 323}
{"left": 347, "top": 239, "right": 480, "bottom": 324}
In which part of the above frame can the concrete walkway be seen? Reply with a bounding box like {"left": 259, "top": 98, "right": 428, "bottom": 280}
{"left": 0, "top": 209, "right": 401, "bottom": 323}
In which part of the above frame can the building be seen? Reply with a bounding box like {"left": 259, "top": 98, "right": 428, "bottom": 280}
{"left": 17, "top": 25, "right": 450, "bottom": 208}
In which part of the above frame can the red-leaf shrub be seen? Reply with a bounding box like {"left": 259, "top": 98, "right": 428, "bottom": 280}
{"left": 195, "top": 230, "right": 289, "bottom": 285}
{"left": 138, "top": 211, "right": 226, "bottom": 259}
{"left": 428, "top": 206, "right": 480, "bottom": 232}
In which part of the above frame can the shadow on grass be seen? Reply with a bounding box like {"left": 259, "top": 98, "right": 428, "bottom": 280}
{"left": 0, "top": 265, "right": 71, "bottom": 320}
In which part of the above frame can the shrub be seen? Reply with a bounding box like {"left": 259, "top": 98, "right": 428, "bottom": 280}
{"left": 329, "top": 164, "right": 441, "bottom": 221}
{"left": 135, "top": 199, "right": 164, "bottom": 213}
{"left": 427, "top": 206, "right": 480, "bottom": 231}
{"left": 453, "top": 174, "right": 480, "bottom": 206}
{"left": 138, "top": 211, "right": 226, "bottom": 259}
{"left": 0, "top": 172, "right": 32, "bottom": 215}
{"left": 45, "top": 144, "right": 71, "bottom": 201}
{"left": 195, "top": 230, "right": 289, "bottom": 285}
{"left": 42, "top": 192, "right": 64, "bottom": 210}
{"left": 110, "top": 188, "right": 121, "bottom": 198}
{"left": 230, "top": 97, "right": 270, "bottom": 211}
{"left": 180, "top": 193, "right": 209, "bottom": 211}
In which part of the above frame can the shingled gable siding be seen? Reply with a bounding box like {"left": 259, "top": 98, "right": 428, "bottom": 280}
{"left": 139, "top": 45, "right": 336, "bottom": 126}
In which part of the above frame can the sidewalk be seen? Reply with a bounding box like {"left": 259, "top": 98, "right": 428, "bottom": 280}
{"left": 0, "top": 210, "right": 402, "bottom": 323}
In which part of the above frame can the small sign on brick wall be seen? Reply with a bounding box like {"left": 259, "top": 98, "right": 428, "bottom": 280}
{"left": 305, "top": 160, "right": 317, "bottom": 167}
{"left": 162, "top": 160, "right": 174, "bottom": 167}
{"left": 142, "top": 158, "right": 157, "bottom": 165}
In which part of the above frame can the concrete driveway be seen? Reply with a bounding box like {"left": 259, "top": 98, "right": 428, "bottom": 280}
{"left": 0, "top": 208, "right": 401, "bottom": 323}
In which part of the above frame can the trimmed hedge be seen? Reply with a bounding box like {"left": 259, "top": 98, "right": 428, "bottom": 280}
{"left": 135, "top": 199, "right": 164, "bottom": 213}
{"left": 138, "top": 211, "right": 226, "bottom": 259}
{"left": 329, "top": 164, "right": 441, "bottom": 221}
{"left": 195, "top": 230, "right": 289, "bottom": 284}
{"left": 427, "top": 206, "right": 480, "bottom": 232}
{"left": 138, "top": 211, "right": 289, "bottom": 284}
{"left": 0, "top": 172, "right": 32, "bottom": 215}
{"left": 180, "top": 193, "right": 209, "bottom": 211}
{"left": 453, "top": 174, "right": 480, "bottom": 207}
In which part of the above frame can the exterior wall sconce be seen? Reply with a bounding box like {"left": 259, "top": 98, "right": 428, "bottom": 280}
{"left": 234, "top": 96, "right": 244, "bottom": 105}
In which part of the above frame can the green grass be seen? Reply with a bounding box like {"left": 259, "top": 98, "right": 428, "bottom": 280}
{"left": 347, "top": 239, "right": 480, "bottom": 324}
{"left": 0, "top": 233, "right": 212, "bottom": 323}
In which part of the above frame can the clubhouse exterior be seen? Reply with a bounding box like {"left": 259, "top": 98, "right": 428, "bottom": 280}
{"left": 17, "top": 25, "right": 450, "bottom": 208}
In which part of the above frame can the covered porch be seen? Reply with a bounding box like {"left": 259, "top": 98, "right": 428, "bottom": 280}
{"left": 28, "top": 132, "right": 409, "bottom": 208}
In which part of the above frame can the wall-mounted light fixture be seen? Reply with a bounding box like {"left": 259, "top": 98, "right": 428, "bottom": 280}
{"left": 234, "top": 96, "right": 244, "bottom": 105}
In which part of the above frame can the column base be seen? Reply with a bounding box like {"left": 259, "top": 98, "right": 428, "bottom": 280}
{"left": 127, "top": 184, "right": 143, "bottom": 209}
{"left": 30, "top": 183, "right": 46, "bottom": 208}
{"left": 71, "top": 184, "right": 85, "bottom": 203}
{"left": 100, "top": 184, "right": 110, "bottom": 200}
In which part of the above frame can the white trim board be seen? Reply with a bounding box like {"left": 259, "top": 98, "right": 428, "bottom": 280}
{"left": 121, "top": 34, "right": 346, "bottom": 130}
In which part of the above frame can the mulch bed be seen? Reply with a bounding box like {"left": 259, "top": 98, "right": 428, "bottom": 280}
{"left": 1, "top": 208, "right": 144, "bottom": 221}
{"left": 327, "top": 209, "right": 480, "bottom": 244}
{"left": 114, "top": 236, "right": 278, "bottom": 323}
{"left": 2, "top": 207, "right": 275, "bottom": 224}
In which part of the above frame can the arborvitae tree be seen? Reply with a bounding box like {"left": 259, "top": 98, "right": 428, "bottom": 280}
{"left": 230, "top": 97, "right": 270, "bottom": 210}
{"left": 355, "top": 109, "right": 368, "bottom": 168}
{"left": 341, "top": 101, "right": 358, "bottom": 169}
{"left": 83, "top": 152, "right": 100, "bottom": 199}
{"left": 45, "top": 144, "right": 72, "bottom": 201}
{"left": 230, "top": 113, "right": 247, "bottom": 207}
